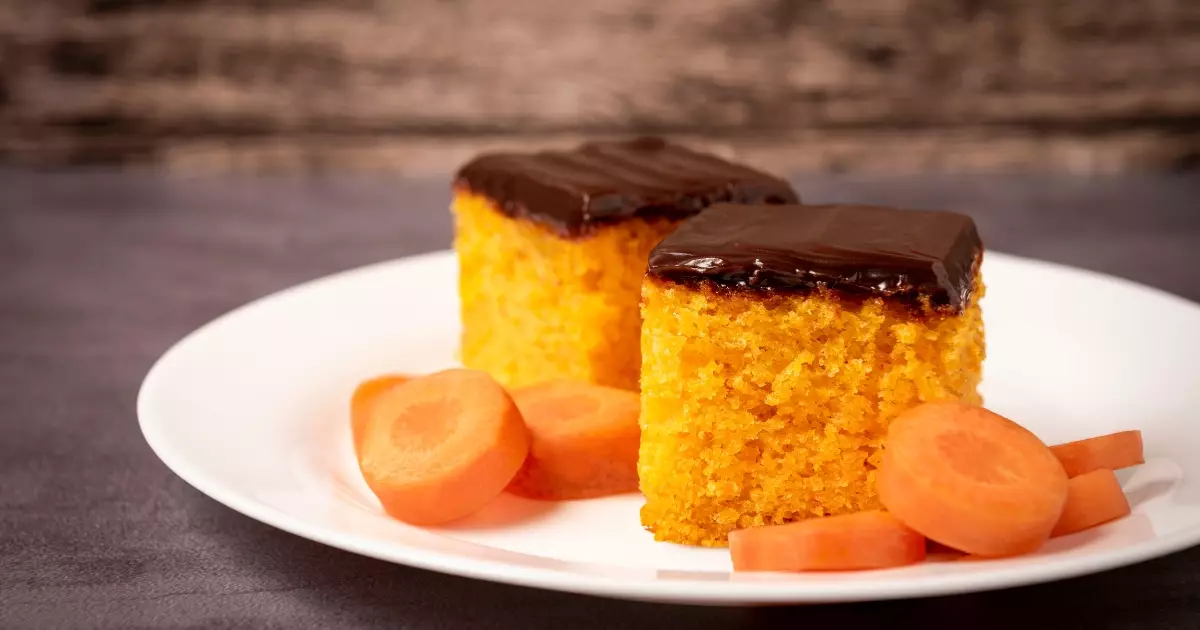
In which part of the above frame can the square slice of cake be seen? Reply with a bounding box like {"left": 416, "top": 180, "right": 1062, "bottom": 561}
{"left": 639, "top": 203, "right": 986, "bottom": 546}
{"left": 452, "top": 138, "right": 798, "bottom": 391}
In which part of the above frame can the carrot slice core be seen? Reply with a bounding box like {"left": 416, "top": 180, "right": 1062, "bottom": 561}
{"left": 877, "top": 402, "right": 1069, "bottom": 557}
{"left": 358, "top": 369, "right": 529, "bottom": 525}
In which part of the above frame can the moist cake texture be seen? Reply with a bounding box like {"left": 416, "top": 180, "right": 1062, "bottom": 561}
{"left": 638, "top": 203, "right": 986, "bottom": 546}
{"left": 453, "top": 138, "right": 798, "bottom": 390}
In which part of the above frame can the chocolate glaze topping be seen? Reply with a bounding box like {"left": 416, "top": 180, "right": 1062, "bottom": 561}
{"left": 454, "top": 137, "right": 798, "bottom": 237}
{"left": 647, "top": 203, "right": 982, "bottom": 311}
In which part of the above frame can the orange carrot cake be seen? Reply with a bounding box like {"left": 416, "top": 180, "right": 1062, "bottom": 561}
{"left": 452, "top": 138, "right": 798, "bottom": 390}
{"left": 639, "top": 203, "right": 986, "bottom": 546}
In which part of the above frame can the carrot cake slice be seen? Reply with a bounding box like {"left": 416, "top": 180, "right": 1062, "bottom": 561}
{"left": 452, "top": 138, "right": 797, "bottom": 390}
{"left": 639, "top": 203, "right": 986, "bottom": 546}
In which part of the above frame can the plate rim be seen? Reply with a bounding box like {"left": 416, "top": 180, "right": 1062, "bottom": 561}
{"left": 137, "top": 249, "right": 1200, "bottom": 605}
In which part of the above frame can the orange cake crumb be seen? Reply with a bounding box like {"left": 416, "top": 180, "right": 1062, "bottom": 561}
{"left": 453, "top": 191, "right": 679, "bottom": 390}
{"left": 639, "top": 278, "right": 985, "bottom": 546}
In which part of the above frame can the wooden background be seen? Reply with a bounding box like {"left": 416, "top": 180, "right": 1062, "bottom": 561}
{"left": 1, "top": 0, "right": 1199, "bottom": 174}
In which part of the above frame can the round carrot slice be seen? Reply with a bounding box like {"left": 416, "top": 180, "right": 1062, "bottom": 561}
{"left": 729, "top": 511, "right": 926, "bottom": 572}
{"left": 877, "top": 402, "right": 1069, "bottom": 557}
{"left": 1051, "top": 468, "right": 1132, "bottom": 538}
{"left": 350, "top": 374, "right": 412, "bottom": 458}
{"left": 506, "top": 381, "right": 641, "bottom": 500}
{"left": 358, "top": 369, "right": 529, "bottom": 525}
{"left": 1050, "top": 430, "right": 1144, "bottom": 478}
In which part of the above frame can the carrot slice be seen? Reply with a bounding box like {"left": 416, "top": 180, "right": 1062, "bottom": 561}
{"left": 1050, "top": 430, "right": 1144, "bottom": 478}
{"left": 506, "top": 380, "right": 641, "bottom": 500}
{"left": 350, "top": 374, "right": 412, "bottom": 458}
{"left": 1051, "top": 469, "right": 1132, "bottom": 537}
{"left": 877, "top": 402, "right": 1069, "bottom": 557}
{"left": 358, "top": 369, "right": 529, "bottom": 525}
{"left": 729, "top": 511, "right": 926, "bottom": 572}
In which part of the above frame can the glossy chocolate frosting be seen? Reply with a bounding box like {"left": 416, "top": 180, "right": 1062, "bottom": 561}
{"left": 454, "top": 137, "right": 798, "bottom": 237}
{"left": 647, "top": 203, "right": 983, "bottom": 311}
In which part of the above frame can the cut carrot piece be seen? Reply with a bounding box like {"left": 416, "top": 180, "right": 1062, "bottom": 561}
{"left": 877, "top": 402, "right": 1069, "bottom": 557}
{"left": 350, "top": 374, "right": 412, "bottom": 458}
{"left": 729, "top": 511, "right": 926, "bottom": 572}
{"left": 1050, "top": 430, "right": 1144, "bottom": 478}
{"left": 506, "top": 380, "right": 641, "bottom": 500}
{"left": 358, "top": 369, "right": 529, "bottom": 525}
{"left": 1051, "top": 469, "right": 1132, "bottom": 537}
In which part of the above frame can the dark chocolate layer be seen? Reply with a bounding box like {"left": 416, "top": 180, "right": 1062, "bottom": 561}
{"left": 647, "top": 203, "right": 982, "bottom": 311}
{"left": 454, "top": 137, "right": 798, "bottom": 237}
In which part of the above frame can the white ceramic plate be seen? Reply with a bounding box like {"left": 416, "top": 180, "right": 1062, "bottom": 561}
{"left": 139, "top": 250, "right": 1200, "bottom": 605}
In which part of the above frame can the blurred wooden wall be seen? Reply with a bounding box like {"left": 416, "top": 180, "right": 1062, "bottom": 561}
{"left": 1, "top": 0, "right": 1198, "bottom": 174}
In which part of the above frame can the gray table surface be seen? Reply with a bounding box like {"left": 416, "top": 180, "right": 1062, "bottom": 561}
{"left": 2, "top": 170, "right": 1199, "bottom": 629}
